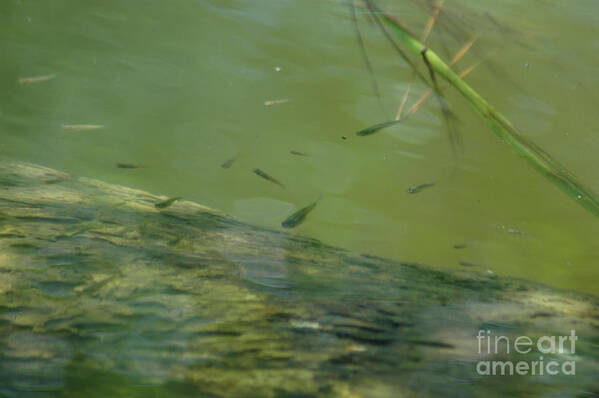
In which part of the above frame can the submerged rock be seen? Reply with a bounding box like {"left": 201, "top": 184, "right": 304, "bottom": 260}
{"left": 0, "top": 160, "right": 598, "bottom": 397}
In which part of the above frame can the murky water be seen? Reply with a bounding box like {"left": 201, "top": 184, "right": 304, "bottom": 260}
{"left": 2, "top": 1, "right": 599, "bottom": 396}
{"left": 1, "top": 2, "right": 598, "bottom": 298}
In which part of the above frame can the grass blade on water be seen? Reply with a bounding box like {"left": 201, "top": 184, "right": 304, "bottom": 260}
{"left": 365, "top": 0, "right": 599, "bottom": 218}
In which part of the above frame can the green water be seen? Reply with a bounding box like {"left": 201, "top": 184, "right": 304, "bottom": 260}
{"left": 2, "top": 0, "right": 599, "bottom": 298}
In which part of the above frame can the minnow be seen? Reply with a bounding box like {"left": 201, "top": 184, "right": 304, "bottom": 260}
{"left": 264, "top": 99, "right": 290, "bottom": 107}
{"left": 356, "top": 120, "right": 402, "bottom": 136}
{"left": 18, "top": 74, "right": 56, "bottom": 84}
{"left": 44, "top": 178, "right": 67, "bottom": 184}
{"left": 281, "top": 199, "right": 319, "bottom": 229}
{"left": 253, "top": 168, "right": 284, "bottom": 187}
{"left": 289, "top": 150, "right": 308, "bottom": 157}
{"left": 406, "top": 183, "right": 435, "bottom": 194}
{"left": 154, "top": 197, "right": 182, "bottom": 209}
{"left": 221, "top": 156, "right": 238, "bottom": 169}
{"left": 459, "top": 261, "right": 486, "bottom": 268}
{"left": 117, "top": 163, "right": 145, "bottom": 169}
{"left": 62, "top": 124, "right": 104, "bottom": 131}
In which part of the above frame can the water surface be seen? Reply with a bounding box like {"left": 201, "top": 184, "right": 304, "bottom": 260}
{"left": 1, "top": 0, "right": 599, "bottom": 295}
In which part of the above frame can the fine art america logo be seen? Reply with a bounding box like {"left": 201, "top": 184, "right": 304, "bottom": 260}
{"left": 476, "top": 330, "right": 577, "bottom": 376}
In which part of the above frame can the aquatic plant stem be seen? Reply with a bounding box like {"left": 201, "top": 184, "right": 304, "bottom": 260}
{"left": 349, "top": 0, "right": 388, "bottom": 119}
{"left": 408, "top": 59, "right": 480, "bottom": 115}
{"left": 366, "top": 0, "right": 599, "bottom": 218}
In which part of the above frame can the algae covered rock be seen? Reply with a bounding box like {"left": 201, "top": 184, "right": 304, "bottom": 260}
{"left": 0, "top": 160, "right": 598, "bottom": 397}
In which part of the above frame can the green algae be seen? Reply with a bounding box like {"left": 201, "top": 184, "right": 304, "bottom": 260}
{"left": 0, "top": 160, "right": 598, "bottom": 397}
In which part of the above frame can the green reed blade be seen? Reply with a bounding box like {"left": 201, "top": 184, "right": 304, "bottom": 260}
{"left": 365, "top": 0, "right": 599, "bottom": 218}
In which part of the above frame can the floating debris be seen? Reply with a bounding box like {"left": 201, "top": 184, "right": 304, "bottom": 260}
{"left": 290, "top": 150, "right": 308, "bottom": 157}
{"left": 341, "top": 136, "right": 347, "bottom": 140}
{"left": 221, "top": 156, "right": 238, "bottom": 169}
{"left": 117, "top": 163, "right": 145, "bottom": 169}
{"left": 406, "top": 183, "right": 435, "bottom": 194}
{"left": 356, "top": 120, "right": 402, "bottom": 136}
{"left": 62, "top": 124, "right": 104, "bottom": 132}
{"left": 253, "top": 168, "right": 284, "bottom": 188}
{"left": 154, "top": 197, "right": 182, "bottom": 209}
{"left": 494, "top": 224, "right": 525, "bottom": 235}
{"left": 264, "top": 99, "right": 290, "bottom": 107}
{"left": 281, "top": 199, "right": 319, "bottom": 229}
{"left": 18, "top": 74, "right": 56, "bottom": 84}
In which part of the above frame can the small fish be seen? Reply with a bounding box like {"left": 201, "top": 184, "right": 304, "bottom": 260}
{"left": 44, "top": 178, "right": 67, "bottom": 185}
{"left": 253, "top": 168, "right": 284, "bottom": 187}
{"left": 18, "top": 74, "right": 56, "bottom": 84}
{"left": 406, "top": 183, "right": 435, "bottom": 194}
{"left": 290, "top": 150, "right": 308, "bottom": 157}
{"left": 117, "top": 163, "right": 145, "bottom": 169}
{"left": 453, "top": 244, "right": 467, "bottom": 249}
{"left": 221, "top": 156, "right": 238, "bottom": 169}
{"left": 459, "top": 261, "right": 485, "bottom": 268}
{"left": 154, "top": 197, "right": 182, "bottom": 209}
{"left": 281, "top": 199, "right": 319, "bottom": 229}
{"left": 356, "top": 120, "right": 402, "bottom": 136}
{"left": 264, "top": 99, "right": 290, "bottom": 107}
{"left": 62, "top": 124, "right": 104, "bottom": 131}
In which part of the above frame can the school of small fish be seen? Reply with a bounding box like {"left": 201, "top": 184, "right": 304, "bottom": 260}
{"left": 20, "top": 61, "right": 442, "bottom": 233}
